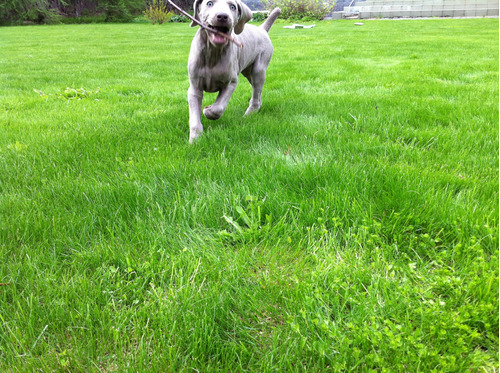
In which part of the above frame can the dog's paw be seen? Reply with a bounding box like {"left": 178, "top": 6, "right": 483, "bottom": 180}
{"left": 189, "top": 125, "right": 203, "bottom": 143}
{"left": 244, "top": 106, "right": 261, "bottom": 116}
{"left": 203, "top": 105, "right": 223, "bottom": 120}
{"left": 244, "top": 99, "right": 262, "bottom": 116}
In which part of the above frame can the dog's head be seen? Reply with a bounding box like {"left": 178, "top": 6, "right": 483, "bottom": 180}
{"left": 191, "top": 0, "right": 252, "bottom": 46}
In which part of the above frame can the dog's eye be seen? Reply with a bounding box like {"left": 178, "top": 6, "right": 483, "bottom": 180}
{"left": 230, "top": 4, "right": 236, "bottom": 11}
{"left": 206, "top": 1, "right": 213, "bottom": 6}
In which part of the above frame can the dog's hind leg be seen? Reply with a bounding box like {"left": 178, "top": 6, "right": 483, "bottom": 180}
{"left": 242, "top": 63, "right": 267, "bottom": 116}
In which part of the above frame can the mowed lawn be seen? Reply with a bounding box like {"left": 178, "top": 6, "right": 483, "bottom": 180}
{"left": 0, "top": 18, "right": 498, "bottom": 371}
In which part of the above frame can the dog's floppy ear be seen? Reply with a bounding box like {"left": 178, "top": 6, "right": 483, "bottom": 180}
{"left": 234, "top": 0, "right": 252, "bottom": 35}
{"left": 190, "top": 0, "right": 203, "bottom": 27}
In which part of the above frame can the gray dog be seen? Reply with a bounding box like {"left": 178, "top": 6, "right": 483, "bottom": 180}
{"left": 187, "top": 0, "right": 281, "bottom": 142}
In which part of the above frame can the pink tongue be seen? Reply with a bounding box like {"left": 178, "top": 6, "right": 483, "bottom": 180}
{"left": 210, "top": 32, "right": 227, "bottom": 45}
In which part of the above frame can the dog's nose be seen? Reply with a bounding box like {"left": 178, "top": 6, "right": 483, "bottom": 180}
{"left": 217, "top": 13, "right": 229, "bottom": 23}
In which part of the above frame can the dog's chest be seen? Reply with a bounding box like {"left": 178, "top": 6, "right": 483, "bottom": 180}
{"left": 188, "top": 41, "right": 240, "bottom": 93}
{"left": 194, "top": 64, "right": 237, "bottom": 92}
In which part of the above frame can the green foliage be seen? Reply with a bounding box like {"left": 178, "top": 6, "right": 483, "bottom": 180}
{"left": 59, "top": 15, "right": 107, "bottom": 24}
{"left": 170, "top": 13, "right": 189, "bottom": 22}
{"left": 0, "top": 0, "right": 146, "bottom": 24}
{"left": 58, "top": 87, "right": 101, "bottom": 100}
{"left": 143, "top": 0, "right": 170, "bottom": 24}
{"left": 143, "top": 0, "right": 190, "bottom": 24}
{"left": 245, "top": 0, "right": 266, "bottom": 11}
{"left": 100, "top": 0, "right": 133, "bottom": 22}
{"left": 218, "top": 195, "right": 287, "bottom": 243}
{"left": 251, "top": 11, "right": 267, "bottom": 22}
{"left": 264, "top": 0, "right": 335, "bottom": 20}
{"left": 0, "top": 0, "right": 60, "bottom": 24}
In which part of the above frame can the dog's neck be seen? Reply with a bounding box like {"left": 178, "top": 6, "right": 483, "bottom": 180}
{"left": 198, "top": 30, "right": 232, "bottom": 68}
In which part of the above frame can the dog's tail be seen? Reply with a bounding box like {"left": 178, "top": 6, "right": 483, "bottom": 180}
{"left": 260, "top": 8, "right": 281, "bottom": 33}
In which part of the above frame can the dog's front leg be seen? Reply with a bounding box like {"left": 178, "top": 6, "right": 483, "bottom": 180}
{"left": 188, "top": 85, "right": 204, "bottom": 143}
{"left": 203, "top": 80, "right": 238, "bottom": 120}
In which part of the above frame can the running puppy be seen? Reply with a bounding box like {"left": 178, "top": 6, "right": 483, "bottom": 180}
{"left": 187, "top": 0, "right": 281, "bottom": 142}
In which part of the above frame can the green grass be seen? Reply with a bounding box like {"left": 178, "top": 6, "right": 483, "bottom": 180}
{"left": 0, "top": 18, "right": 498, "bottom": 372}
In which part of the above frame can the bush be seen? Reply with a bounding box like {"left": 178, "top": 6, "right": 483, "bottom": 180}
{"left": 101, "top": 0, "right": 134, "bottom": 22}
{"left": 264, "top": 0, "right": 335, "bottom": 20}
{"left": 0, "top": 0, "right": 60, "bottom": 25}
{"left": 0, "top": 0, "right": 145, "bottom": 24}
{"left": 170, "top": 14, "right": 189, "bottom": 22}
{"left": 251, "top": 11, "right": 267, "bottom": 22}
{"left": 143, "top": 0, "right": 170, "bottom": 24}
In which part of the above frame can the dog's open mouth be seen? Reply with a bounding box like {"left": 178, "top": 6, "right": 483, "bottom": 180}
{"left": 208, "top": 26, "right": 230, "bottom": 45}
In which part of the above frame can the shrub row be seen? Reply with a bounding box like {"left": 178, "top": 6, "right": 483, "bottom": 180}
{"left": 0, "top": 0, "right": 334, "bottom": 25}
{"left": 264, "top": 0, "right": 335, "bottom": 20}
{"left": 0, "top": 0, "right": 191, "bottom": 25}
